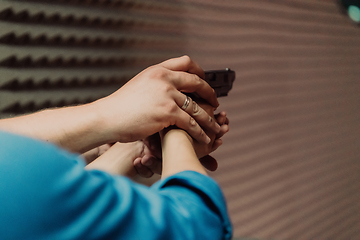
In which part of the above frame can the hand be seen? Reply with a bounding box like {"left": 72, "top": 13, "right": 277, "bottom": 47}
{"left": 139, "top": 110, "right": 229, "bottom": 172}
{"left": 158, "top": 100, "right": 229, "bottom": 174}
{"left": 199, "top": 111, "right": 229, "bottom": 171}
{"left": 134, "top": 134, "right": 162, "bottom": 177}
{"left": 92, "top": 56, "right": 221, "bottom": 145}
{"left": 84, "top": 141, "right": 161, "bottom": 178}
{"left": 181, "top": 97, "right": 229, "bottom": 154}
{"left": 181, "top": 98, "right": 229, "bottom": 171}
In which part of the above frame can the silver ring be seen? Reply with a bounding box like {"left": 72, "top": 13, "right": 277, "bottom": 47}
{"left": 181, "top": 96, "right": 191, "bottom": 110}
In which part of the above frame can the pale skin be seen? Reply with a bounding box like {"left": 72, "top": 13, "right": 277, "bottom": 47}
{"left": 0, "top": 56, "right": 229, "bottom": 178}
{"left": 0, "top": 56, "right": 220, "bottom": 154}
{"left": 161, "top": 128, "right": 208, "bottom": 178}
{"left": 85, "top": 100, "right": 229, "bottom": 178}
{"left": 161, "top": 100, "right": 230, "bottom": 178}
{"left": 85, "top": 128, "right": 211, "bottom": 179}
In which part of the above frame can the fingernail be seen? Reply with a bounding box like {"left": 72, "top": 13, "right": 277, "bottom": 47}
{"left": 205, "top": 135, "right": 211, "bottom": 144}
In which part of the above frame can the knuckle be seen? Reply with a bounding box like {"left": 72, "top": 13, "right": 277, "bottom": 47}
{"left": 193, "top": 74, "right": 202, "bottom": 84}
{"left": 164, "top": 101, "right": 178, "bottom": 114}
{"left": 181, "top": 55, "right": 192, "bottom": 65}
{"left": 148, "top": 66, "right": 168, "bottom": 80}
{"left": 159, "top": 81, "right": 173, "bottom": 94}
{"left": 192, "top": 76, "right": 204, "bottom": 90}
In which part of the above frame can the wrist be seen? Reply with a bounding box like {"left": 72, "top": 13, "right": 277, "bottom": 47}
{"left": 162, "top": 128, "right": 194, "bottom": 147}
{"left": 86, "top": 99, "right": 120, "bottom": 144}
{"left": 161, "top": 128, "right": 207, "bottom": 178}
{"left": 54, "top": 102, "right": 113, "bottom": 153}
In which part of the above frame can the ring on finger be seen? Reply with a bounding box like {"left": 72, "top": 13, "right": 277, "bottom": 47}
{"left": 181, "top": 95, "right": 191, "bottom": 110}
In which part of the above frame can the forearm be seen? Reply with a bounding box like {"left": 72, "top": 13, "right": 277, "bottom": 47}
{"left": 161, "top": 129, "right": 207, "bottom": 178}
{"left": 0, "top": 103, "right": 111, "bottom": 153}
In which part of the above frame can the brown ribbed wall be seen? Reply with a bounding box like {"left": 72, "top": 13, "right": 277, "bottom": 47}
{"left": 1, "top": 0, "right": 360, "bottom": 239}
{"left": 0, "top": 0, "right": 187, "bottom": 117}
{"left": 181, "top": 0, "right": 360, "bottom": 239}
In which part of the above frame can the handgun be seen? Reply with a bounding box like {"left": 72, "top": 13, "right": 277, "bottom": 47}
{"left": 186, "top": 68, "right": 235, "bottom": 100}
{"left": 205, "top": 68, "right": 235, "bottom": 97}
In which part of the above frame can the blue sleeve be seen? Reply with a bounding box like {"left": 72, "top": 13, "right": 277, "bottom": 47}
{"left": 0, "top": 131, "right": 232, "bottom": 240}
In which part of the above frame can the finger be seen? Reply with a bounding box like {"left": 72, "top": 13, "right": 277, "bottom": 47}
{"left": 215, "top": 111, "right": 229, "bottom": 126}
{"left": 141, "top": 155, "right": 162, "bottom": 175}
{"left": 175, "top": 94, "right": 221, "bottom": 134}
{"left": 82, "top": 147, "right": 100, "bottom": 164}
{"left": 134, "top": 158, "right": 154, "bottom": 178}
{"left": 199, "top": 155, "right": 218, "bottom": 171}
{"left": 159, "top": 55, "right": 205, "bottom": 79}
{"left": 97, "top": 143, "right": 112, "bottom": 155}
{"left": 215, "top": 111, "right": 227, "bottom": 125}
{"left": 212, "top": 139, "right": 223, "bottom": 152}
{"left": 81, "top": 143, "right": 114, "bottom": 164}
{"left": 216, "top": 124, "right": 229, "bottom": 139}
{"left": 172, "top": 108, "right": 211, "bottom": 144}
{"left": 143, "top": 133, "right": 162, "bottom": 160}
{"left": 167, "top": 70, "right": 218, "bottom": 108}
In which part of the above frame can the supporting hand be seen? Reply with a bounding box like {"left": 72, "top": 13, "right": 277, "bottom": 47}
{"left": 84, "top": 141, "right": 161, "bottom": 179}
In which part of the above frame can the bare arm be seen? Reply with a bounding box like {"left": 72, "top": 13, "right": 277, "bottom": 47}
{"left": 161, "top": 128, "right": 207, "bottom": 178}
{"left": 0, "top": 56, "right": 220, "bottom": 154}
{"left": 0, "top": 103, "right": 107, "bottom": 153}
{"left": 83, "top": 107, "right": 229, "bottom": 181}
{"left": 161, "top": 98, "right": 229, "bottom": 178}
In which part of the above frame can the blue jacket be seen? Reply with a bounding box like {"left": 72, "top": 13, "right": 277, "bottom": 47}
{"left": 0, "top": 131, "right": 232, "bottom": 240}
